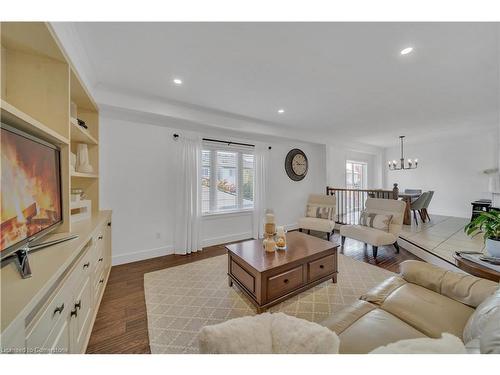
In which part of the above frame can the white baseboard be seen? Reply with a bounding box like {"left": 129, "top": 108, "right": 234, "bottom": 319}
{"left": 112, "top": 245, "right": 174, "bottom": 266}
{"left": 202, "top": 232, "right": 253, "bottom": 248}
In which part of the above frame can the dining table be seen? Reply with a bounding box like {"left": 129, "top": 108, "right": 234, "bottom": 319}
{"left": 398, "top": 192, "right": 421, "bottom": 225}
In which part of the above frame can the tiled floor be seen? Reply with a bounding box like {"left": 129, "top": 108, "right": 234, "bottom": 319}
{"left": 399, "top": 215, "right": 484, "bottom": 263}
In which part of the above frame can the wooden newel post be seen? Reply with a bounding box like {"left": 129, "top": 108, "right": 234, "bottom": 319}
{"left": 392, "top": 183, "right": 399, "bottom": 199}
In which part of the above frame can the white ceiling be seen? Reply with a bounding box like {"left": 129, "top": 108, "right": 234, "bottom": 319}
{"left": 72, "top": 22, "right": 499, "bottom": 147}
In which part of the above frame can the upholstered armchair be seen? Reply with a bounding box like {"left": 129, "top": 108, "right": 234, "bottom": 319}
{"left": 340, "top": 197, "right": 406, "bottom": 258}
{"left": 298, "top": 194, "right": 336, "bottom": 240}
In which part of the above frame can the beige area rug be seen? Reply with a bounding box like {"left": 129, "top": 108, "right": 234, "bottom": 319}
{"left": 144, "top": 254, "right": 393, "bottom": 354}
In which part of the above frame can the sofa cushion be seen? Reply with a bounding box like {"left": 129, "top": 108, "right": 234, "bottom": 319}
{"left": 337, "top": 308, "right": 427, "bottom": 354}
{"left": 340, "top": 224, "right": 397, "bottom": 246}
{"left": 380, "top": 283, "right": 475, "bottom": 339}
{"left": 298, "top": 217, "right": 334, "bottom": 232}
{"left": 369, "top": 333, "right": 466, "bottom": 354}
{"left": 321, "top": 300, "right": 376, "bottom": 334}
{"left": 463, "top": 288, "right": 500, "bottom": 343}
{"left": 400, "top": 260, "right": 498, "bottom": 307}
{"left": 359, "top": 210, "right": 393, "bottom": 232}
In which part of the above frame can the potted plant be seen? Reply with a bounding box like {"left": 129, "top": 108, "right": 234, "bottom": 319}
{"left": 464, "top": 211, "right": 500, "bottom": 258}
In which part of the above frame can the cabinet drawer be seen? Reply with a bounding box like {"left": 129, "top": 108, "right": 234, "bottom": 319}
{"left": 267, "top": 266, "right": 304, "bottom": 301}
{"left": 230, "top": 260, "right": 255, "bottom": 293}
{"left": 308, "top": 255, "right": 335, "bottom": 282}
{"left": 93, "top": 268, "right": 106, "bottom": 303}
{"left": 26, "top": 277, "right": 73, "bottom": 349}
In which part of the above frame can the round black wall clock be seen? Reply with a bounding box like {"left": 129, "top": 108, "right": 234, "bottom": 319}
{"left": 285, "top": 148, "right": 308, "bottom": 181}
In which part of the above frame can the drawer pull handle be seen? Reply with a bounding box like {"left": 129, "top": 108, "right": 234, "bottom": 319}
{"left": 98, "top": 257, "right": 103, "bottom": 262}
{"left": 70, "top": 308, "right": 78, "bottom": 318}
{"left": 319, "top": 264, "right": 324, "bottom": 269}
{"left": 99, "top": 279, "right": 104, "bottom": 284}
{"left": 98, "top": 235, "right": 103, "bottom": 240}
{"left": 83, "top": 262, "right": 90, "bottom": 269}
{"left": 75, "top": 300, "right": 81, "bottom": 310}
{"left": 53, "top": 303, "right": 64, "bottom": 316}
{"left": 107, "top": 222, "right": 111, "bottom": 227}
{"left": 283, "top": 279, "right": 289, "bottom": 284}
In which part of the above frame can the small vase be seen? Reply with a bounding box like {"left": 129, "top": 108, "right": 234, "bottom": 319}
{"left": 76, "top": 143, "right": 94, "bottom": 173}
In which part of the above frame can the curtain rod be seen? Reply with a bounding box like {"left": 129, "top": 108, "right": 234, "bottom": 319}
{"left": 202, "top": 138, "right": 255, "bottom": 148}
{"left": 173, "top": 134, "right": 271, "bottom": 149}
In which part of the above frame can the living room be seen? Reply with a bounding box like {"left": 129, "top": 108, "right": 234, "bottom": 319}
{"left": 1, "top": 1, "right": 499, "bottom": 373}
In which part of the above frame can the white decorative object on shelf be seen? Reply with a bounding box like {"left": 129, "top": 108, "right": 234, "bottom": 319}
{"left": 70, "top": 152, "right": 77, "bottom": 172}
{"left": 70, "top": 199, "right": 91, "bottom": 223}
{"left": 76, "top": 143, "right": 94, "bottom": 173}
{"left": 70, "top": 101, "right": 78, "bottom": 119}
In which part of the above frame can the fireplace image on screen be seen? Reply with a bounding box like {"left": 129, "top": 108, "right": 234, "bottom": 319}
{"left": 1, "top": 123, "right": 64, "bottom": 274}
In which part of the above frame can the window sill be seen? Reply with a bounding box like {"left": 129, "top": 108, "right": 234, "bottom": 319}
{"left": 202, "top": 209, "right": 253, "bottom": 220}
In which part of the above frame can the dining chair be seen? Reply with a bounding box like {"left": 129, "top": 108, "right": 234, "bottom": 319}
{"left": 410, "top": 192, "right": 430, "bottom": 225}
{"left": 420, "top": 190, "right": 434, "bottom": 221}
{"left": 404, "top": 189, "right": 422, "bottom": 194}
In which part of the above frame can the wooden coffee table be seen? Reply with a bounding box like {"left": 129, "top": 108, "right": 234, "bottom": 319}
{"left": 226, "top": 231, "right": 338, "bottom": 313}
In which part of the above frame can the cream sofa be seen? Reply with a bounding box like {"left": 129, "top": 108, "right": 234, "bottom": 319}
{"left": 321, "top": 260, "right": 499, "bottom": 354}
{"left": 340, "top": 197, "right": 406, "bottom": 258}
{"left": 298, "top": 194, "right": 336, "bottom": 241}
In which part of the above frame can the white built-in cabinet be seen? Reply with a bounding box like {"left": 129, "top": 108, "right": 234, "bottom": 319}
{"left": 21, "top": 217, "right": 112, "bottom": 354}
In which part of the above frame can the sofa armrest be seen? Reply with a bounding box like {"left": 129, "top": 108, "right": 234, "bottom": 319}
{"left": 360, "top": 276, "right": 407, "bottom": 305}
{"left": 400, "top": 260, "right": 498, "bottom": 307}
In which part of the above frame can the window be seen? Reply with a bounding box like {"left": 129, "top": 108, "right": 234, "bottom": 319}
{"left": 346, "top": 160, "right": 367, "bottom": 189}
{"left": 201, "top": 142, "right": 254, "bottom": 214}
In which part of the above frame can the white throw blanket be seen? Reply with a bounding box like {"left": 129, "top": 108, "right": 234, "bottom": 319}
{"left": 198, "top": 312, "right": 340, "bottom": 354}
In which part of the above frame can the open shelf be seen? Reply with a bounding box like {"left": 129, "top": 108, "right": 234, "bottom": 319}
{"left": 70, "top": 119, "right": 98, "bottom": 145}
{"left": 1, "top": 99, "right": 70, "bottom": 145}
{"left": 71, "top": 171, "right": 99, "bottom": 179}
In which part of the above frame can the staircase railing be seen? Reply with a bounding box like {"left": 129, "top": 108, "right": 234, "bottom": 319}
{"left": 326, "top": 184, "right": 399, "bottom": 225}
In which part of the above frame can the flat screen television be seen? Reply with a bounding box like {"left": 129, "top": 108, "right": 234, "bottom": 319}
{"left": 1, "top": 123, "right": 63, "bottom": 261}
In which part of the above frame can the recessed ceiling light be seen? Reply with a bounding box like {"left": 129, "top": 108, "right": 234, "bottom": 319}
{"left": 400, "top": 47, "right": 413, "bottom": 55}
{"left": 173, "top": 78, "right": 183, "bottom": 85}
{"left": 278, "top": 109, "right": 285, "bottom": 114}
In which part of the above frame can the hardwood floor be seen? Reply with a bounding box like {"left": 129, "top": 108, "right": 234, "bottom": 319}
{"left": 85, "top": 232, "right": 420, "bottom": 354}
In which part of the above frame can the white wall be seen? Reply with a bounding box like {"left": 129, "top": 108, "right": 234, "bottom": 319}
{"left": 384, "top": 129, "right": 499, "bottom": 218}
{"left": 100, "top": 113, "right": 326, "bottom": 265}
{"left": 326, "top": 146, "right": 383, "bottom": 189}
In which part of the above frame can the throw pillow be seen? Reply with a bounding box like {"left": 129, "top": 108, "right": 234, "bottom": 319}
{"left": 359, "top": 210, "right": 393, "bottom": 232}
{"left": 198, "top": 312, "right": 339, "bottom": 354}
{"left": 271, "top": 312, "right": 340, "bottom": 354}
{"left": 306, "top": 204, "right": 335, "bottom": 221}
{"left": 463, "top": 288, "right": 500, "bottom": 344}
{"left": 369, "top": 333, "right": 466, "bottom": 354}
{"left": 479, "top": 308, "right": 500, "bottom": 354}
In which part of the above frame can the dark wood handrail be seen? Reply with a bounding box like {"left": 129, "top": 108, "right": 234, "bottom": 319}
{"left": 326, "top": 184, "right": 399, "bottom": 225}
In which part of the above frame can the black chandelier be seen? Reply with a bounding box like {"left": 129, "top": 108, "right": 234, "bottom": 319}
{"left": 388, "top": 136, "right": 418, "bottom": 170}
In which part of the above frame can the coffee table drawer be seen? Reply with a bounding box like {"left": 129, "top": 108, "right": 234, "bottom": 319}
{"left": 267, "top": 266, "right": 304, "bottom": 300}
{"left": 308, "top": 254, "right": 335, "bottom": 282}
{"left": 230, "top": 260, "right": 255, "bottom": 294}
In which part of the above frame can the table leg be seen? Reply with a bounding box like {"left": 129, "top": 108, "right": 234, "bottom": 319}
{"left": 332, "top": 273, "right": 337, "bottom": 283}
{"left": 228, "top": 278, "right": 233, "bottom": 287}
{"left": 403, "top": 198, "right": 411, "bottom": 225}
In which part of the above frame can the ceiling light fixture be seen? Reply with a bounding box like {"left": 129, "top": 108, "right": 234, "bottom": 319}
{"left": 400, "top": 47, "right": 413, "bottom": 55}
{"left": 278, "top": 109, "right": 285, "bottom": 114}
{"left": 173, "top": 78, "right": 183, "bottom": 85}
{"left": 388, "top": 136, "right": 419, "bottom": 170}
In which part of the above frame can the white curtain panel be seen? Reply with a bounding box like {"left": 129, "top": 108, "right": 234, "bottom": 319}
{"left": 252, "top": 144, "right": 270, "bottom": 239}
{"left": 173, "top": 134, "right": 202, "bottom": 254}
